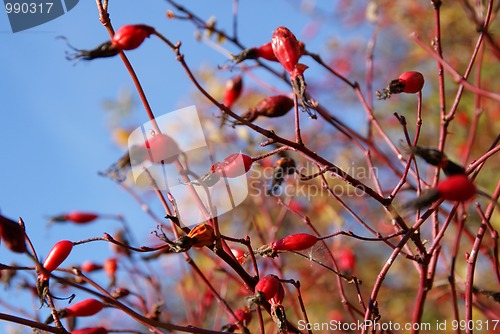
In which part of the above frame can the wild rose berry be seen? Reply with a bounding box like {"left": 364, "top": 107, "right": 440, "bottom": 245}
{"left": 213, "top": 153, "right": 253, "bottom": 178}
{"left": 72, "top": 327, "right": 108, "bottom": 334}
{"left": 254, "top": 274, "right": 280, "bottom": 301}
{"left": 220, "top": 75, "right": 243, "bottom": 126}
{"left": 233, "top": 40, "right": 305, "bottom": 64}
{"left": 0, "top": 215, "right": 27, "bottom": 254}
{"left": 271, "top": 233, "right": 318, "bottom": 252}
{"left": 272, "top": 26, "right": 316, "bottom": 117}
{"left": 232, "top": 41, "right": 278, "bottom": 63}
{"left": 81, "top": 261, "right": 103, "bottom": 273}
{"left": 240, "top": 95, "right": 294, "bottom": 122}
{"left": 376, "top": 71, "right": 425, "bottom": 100}
{"left": 255, "top": 41, "right": 279, "bottom": 61}
{"left": 223, "top": 75, "right": 243, "bottom": 109}
{"left": 398, "top": 71, "right": 425, "bottom": 93}
{"left": 437, "top": 174, "right": 476, "bottom": 202}
{"left": 144, "top": 133, "right": 181, "bottom": 164}
{"left": 47, "top": 298, "right": 105, "bottom": 323}
{"left": 39, "top": 240, "right": 73, "bottom": 280}
{"left": 112, "top": 24, "right": 155, "bottom": 50}
{"left": 65, "top": 24, "right": 155, "bottom": 61}
{"left": 104, "top": 257, "right": 118, "bottom": 285}
{"left": 50, "top": 211, "right": 99, "bottom": 224}
{"left": 233, "top": 307, "right": 252, "bottom": 324}
{"left": 337, "top": 248, "right": 356, "bottom": 273}
{"left": 404, "top": 174, "right": 476, "bottom": 210}
{"left": 36, "top": 240, "right": 73, "bottom": 302}
{"left": 231, "top": 248, "right": 246, "bottom": 264}
{"left": 272, "top": 26, "right": 302, "bottom": 74}
{"left": 66, "top": 298, "right": 104, "bottom": 317}
{"left": 269, "top": 282, "right": 285, "bottom": 306}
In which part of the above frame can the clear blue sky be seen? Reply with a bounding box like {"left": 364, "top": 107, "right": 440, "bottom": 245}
{"left": 0, "top": 0, "right": 365, "bottom": 329}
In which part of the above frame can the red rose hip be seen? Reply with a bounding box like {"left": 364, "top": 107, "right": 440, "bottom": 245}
{"left": 271, "top": 233, "right": 319, "bottom": 252}
{"left": 377, "top": 71, "right": 425, "bottom": 100}
{"left": 223, "top": 75, "right": 243, "bottom": 109}
{"left": 66, "top": 298, "right": 104, "bottom": 317}
{"left": 40, "top": 240, "right": 73, "bottom": 280}
{"left": 255, "top": 274, "right": 280, "bottom": 301}
{"left": 272, "top": 26, "right": 302, "bottom": 74}
{"left": 437, "top": 174, "right": 476, "bottom": 202}
{"left": 50, "top": 211, "right": 99, "bottom": 224}
{"left": 144, "top": 133, "right": 180, "bottom": 164}
{"left": 241, "top": 95, "right": 294, "bottom": 122}
{"left": 398, "top": 71, "right": 425, "bottom": 93}
{"left": 214, "top": 153, "right": 253, "bottom": 178}
{"left": 112, "top": 24, "right": 155, "bottom": 50}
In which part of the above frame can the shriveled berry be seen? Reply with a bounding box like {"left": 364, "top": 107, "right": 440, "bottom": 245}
{"left": 409, "top": 146, "right": 465, "bottom": 175}
{"left": 187, "top": 223, "right": 216, "bottom": 248}
{"left": 0, "top": 215, "right": 27, "bottom": 253}
{"left": 241, "top": 95, "right": 294, "bottom": 122}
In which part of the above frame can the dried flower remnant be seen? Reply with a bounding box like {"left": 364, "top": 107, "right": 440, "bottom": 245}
{"left": 406, "top": 145, "right": 466, "bottom": 175}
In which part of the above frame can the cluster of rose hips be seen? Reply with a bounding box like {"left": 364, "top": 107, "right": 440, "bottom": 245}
{"left": 0, "top": 15, "right": 483, "bottom": 334}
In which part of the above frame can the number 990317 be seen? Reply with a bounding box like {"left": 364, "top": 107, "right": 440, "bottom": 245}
{"left": 5, "top": 2, "right": 53, "bottom": 14}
